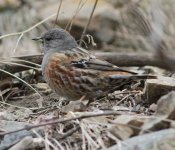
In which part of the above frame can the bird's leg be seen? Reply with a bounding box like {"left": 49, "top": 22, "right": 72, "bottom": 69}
{"left": 78, "top": 95, "right": 95, "bottom": 107}
{"left": 78, "top": 95, "right": 90, "bottom": 107}
{"left": 86, "top": 98, "right": 95, "bottom": 107}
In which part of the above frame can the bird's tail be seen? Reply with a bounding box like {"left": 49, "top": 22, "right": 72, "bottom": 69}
{"left": 108, "top": 74, "right": 157, "bottom": 90}
{"left": 109, "top": 74, "right": 157, "bottom": 80}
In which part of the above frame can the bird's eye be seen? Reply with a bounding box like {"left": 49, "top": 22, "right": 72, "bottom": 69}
{"left": 45, "top": 37, "right": 51, "bottom": 41}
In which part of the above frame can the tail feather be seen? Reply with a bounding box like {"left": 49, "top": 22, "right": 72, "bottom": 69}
{"left": 109, "top": 74, "right": 157, "bottom": 80}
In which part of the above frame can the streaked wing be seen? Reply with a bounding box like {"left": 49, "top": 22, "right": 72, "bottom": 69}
{"left": 71, "top": 57, "right": 137, "bottom": 74}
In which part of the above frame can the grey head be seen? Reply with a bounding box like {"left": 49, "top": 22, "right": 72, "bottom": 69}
{"left": 32, "top": 28, "right": 78, "bottom": 54}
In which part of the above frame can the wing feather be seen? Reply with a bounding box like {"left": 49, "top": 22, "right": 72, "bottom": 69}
{"left": 71, "top": 57, "right": 137, "bottom": 74}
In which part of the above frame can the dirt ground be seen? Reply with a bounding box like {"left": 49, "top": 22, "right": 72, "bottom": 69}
{"left": 1, "top": 0, "right": 175, "bottom": 150}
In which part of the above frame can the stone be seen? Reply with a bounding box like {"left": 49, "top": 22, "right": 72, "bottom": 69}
{"left": 107, "top": 129, "right": 175, "bottom": 150}
{"left": 142, "top": 91, "right": 175, "bottom": 132}
{"left": 143, "top": 76, "right": 175, "bottom": 104}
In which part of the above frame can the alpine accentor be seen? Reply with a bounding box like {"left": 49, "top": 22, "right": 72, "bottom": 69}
{"left": 33, "top": 28, "right": 156, "bottom": 101}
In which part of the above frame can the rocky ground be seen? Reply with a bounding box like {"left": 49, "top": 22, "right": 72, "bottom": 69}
{"left": 1, "top": 0, "right": 175, "bottom": 150}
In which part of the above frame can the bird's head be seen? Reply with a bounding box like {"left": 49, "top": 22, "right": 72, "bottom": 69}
{"left": 32, "top": 28, "right": 78, "bottom": 54}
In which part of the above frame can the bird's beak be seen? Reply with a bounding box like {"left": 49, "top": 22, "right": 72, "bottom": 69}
{"left": 32, "top": 37, "right": 43, "bottom": 42}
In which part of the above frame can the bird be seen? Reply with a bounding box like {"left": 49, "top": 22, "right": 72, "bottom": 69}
{"left": 32, "top": 28, "right": 156, "bottom": 102}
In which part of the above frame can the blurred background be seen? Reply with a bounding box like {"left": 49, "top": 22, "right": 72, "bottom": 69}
{"left": 0, "top": 0, "right": 175, "bottom": 57}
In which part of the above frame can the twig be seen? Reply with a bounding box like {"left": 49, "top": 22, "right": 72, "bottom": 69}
{"left": 79, "top": 0, "right": 99, "bottom": 46}
{"left": 0, "top": 13, "right": 56, "bottom": 40}
{"left": 0, "top": 54, "right": 42, "bottom": 78}
{"left": 1, "top": 57, "right": 41, "bottom": 67}
{"left": 13, "top": 33, "right": 23, "bottom": 53}
{"left": 0, "top": 62, "right": 40, "bottom": 70}
{"left": 116, "top": 95, "right": 130, "bottom": 106}
{"left": 0, "top": 111, "right": 121, "bottom": 136}
{"left": 57, "top": 125, "right": 81, "bottom": 140}
{"left": 66, "top": 0, "right": 88, "bottom": 31}
{"left": 53, "top": 0, "right": 63, "bottom": 28}
{"left": 66, "top": 0, "right": 83, "bottom": 31}
{"left": 0, "top": 101, "right": 37, "bottom": 110}
{"left": 0, "top": 69, "right": 42, "bottom": 102}
{"left": 0, "top": 13, "right": 56, "bottom": 54}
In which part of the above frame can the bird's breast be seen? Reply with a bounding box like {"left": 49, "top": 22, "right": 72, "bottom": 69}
{"left": 42, "top": 53, "right": 99, "bottom": 100}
